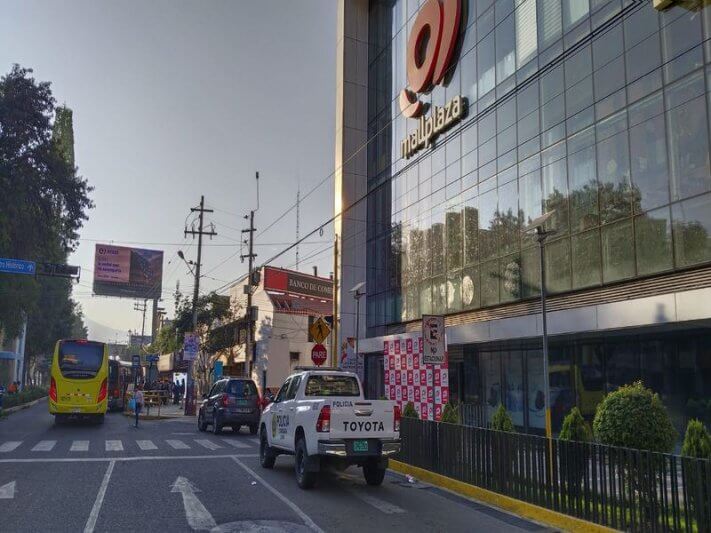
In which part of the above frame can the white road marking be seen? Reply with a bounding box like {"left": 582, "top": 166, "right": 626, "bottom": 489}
{"left": 70, "top": 440, "right": 90, "bottom": 452}
{"left": 195, "top": 439, "right": 222, "bottom": 450}
{"left": 171, "top": 477, "right": 217, "bottom": 531}
{"left": 83, "top": 460, "right": 115, "bottom": 533}
{"left": 166, "top": 439, "right": 190, "bottom": 450}
{"left": 105, "top": 440, "right": 123, "bottom": 452}
{"left": 248, "top": 437, "right": 260, "bottom": 445}
{"left": 221, "top": 438, "right": 250, "bottom": 449}
{"left": 0, "top": 481, "right": 15, "bottom": 499}
{"left": 136, "top": 440, "right": 158, "bottom": 451}
{"left": 0, "top": 454, "right": 258, "bottom": 464}
{"left": 0, "top": 441, "right": 22, "bottom": 453}
{"left": 230, "top": 456, "right": 325, "bottom": 533}
{"left": 31, "top": 440, "right": 56, "bottom": 452}
{"left": 347, "top": 489, "right": 405, "bottom": 514}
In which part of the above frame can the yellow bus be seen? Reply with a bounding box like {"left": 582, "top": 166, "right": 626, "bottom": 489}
{"left": 49, "top": 339, "right": 109, "bottom": 424}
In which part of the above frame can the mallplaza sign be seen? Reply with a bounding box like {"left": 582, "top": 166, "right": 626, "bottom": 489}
{"left": 399, "top": 0, "right": 467, "bottom": 159}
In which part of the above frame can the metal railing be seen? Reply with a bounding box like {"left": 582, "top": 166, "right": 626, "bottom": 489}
{"left": 398, "top": 417, "right": 711, "bottom": 532}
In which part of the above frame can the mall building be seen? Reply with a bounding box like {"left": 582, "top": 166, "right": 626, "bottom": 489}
{"left": 334, "top": 0, "right": 711, "bottom": 433}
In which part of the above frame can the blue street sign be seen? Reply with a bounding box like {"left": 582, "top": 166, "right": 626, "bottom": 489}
{"left": 132, "top": 355, "right": 141, "bottom": 368}
{"left": 146, "top": 355, "right": 159, "bottom": 363}
{"left": 213, "top": 361, "right": 223, "bottom": 383}
{"left": 0, "top": 258, "right": 36, "bottom": 276}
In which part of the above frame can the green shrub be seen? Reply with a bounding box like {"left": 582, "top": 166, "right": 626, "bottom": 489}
{"left": 440, "top": 402, "right": 459, "bottom": 424}
{"left": 402, "top": 401, "right": 419, "bottom": 419}
{"left": 559, "top": 407, "right": 591, "bottom": 442}
{"left": 593, "top": 381, "right": 677, "bottom": 453}
{"left": 1, "top": 386, "right": 48, "bottom": 410}
{"left": 491, "top": 404, "right": 515, "bottom": 432}
{"left": 681, "top": 419, "right": 711, "bottom": 459}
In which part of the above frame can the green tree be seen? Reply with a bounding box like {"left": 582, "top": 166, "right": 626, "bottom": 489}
{"left": 559, "top": 406, "right": 592, "bottom": 442}
{"left": 491, "top": 403, "right": 515, "bottom": 432}
{"left": 593, "top": 381, "right": 677, "bottom": 453}
{"left": 681, "top": 419, "right": 711, "bottom": 459}
{"left": 0, "top": 65, "right": 93, "bottom": 337}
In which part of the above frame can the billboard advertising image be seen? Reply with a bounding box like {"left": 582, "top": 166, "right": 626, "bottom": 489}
{"left": 93, "top": 244, "right": 163, "bottom": 299}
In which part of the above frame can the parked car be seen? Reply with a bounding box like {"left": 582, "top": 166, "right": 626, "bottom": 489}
{"left": 198, "top": 378, "right": 261, "bottom": 435}
{"left": 259, "top": 368, "right": 401, "bottom": 489}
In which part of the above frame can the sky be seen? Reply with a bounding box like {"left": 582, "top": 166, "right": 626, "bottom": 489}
{"left": 0, "top": 0, "right": 338, "bottom": 342}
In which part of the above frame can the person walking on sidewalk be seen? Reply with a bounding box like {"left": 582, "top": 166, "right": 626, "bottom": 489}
{"left": 133, "top": 384, "right": 144, "bottom": 428}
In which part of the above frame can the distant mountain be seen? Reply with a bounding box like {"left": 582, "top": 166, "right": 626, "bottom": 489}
{"left": 85, "top": 318, "right": 126, "bottom": 344}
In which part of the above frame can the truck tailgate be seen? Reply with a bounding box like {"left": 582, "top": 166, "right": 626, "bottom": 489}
{"left": 328, "top": 400, "right": 398, "bottom": 440}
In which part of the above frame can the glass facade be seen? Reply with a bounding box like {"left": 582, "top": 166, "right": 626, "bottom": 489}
{"left": 366, "top": 0, "right": 711, "bottom": 336}
{"left": 449, "top": 329, "right": 711, "bottom": 434}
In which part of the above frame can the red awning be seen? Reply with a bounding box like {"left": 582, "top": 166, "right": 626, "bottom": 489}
{"left": 267, "top": 292, "right": 332, "bottom": 316}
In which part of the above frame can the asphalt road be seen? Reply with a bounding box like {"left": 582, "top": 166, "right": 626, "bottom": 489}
{"left": 0, "top": 400, "right": 550, "bottom": 533}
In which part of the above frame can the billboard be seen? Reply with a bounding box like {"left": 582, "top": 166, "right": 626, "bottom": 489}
{"left": 92, "top": 244, "right": 163, "bottom": 299}
{"left": 263, "top": 266, "right": 333, "bottom": 300}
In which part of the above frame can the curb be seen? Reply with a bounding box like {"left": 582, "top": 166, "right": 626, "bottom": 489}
{"left": 388, "top": 460, "right": 617, "bottom": 533}
{"left": 121, "top": 411, "right": 187, "bottom": 421}
{"left": 0, "top": 395, "right": 48, "bottom": 416}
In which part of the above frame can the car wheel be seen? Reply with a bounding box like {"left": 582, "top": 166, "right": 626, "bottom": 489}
{"left": 363, "top": 460, "right": 386, "bottom": 486}
{"left": 295, "top": 438, "right": 316, "bottom": 489}
{"left": 232, "top": 425, "right": 242, "bottom": 434}
{"left": 249, "top": 424, "right": 258, "bottom": 435}
{"left": 260, "top": 429, "right": 276, "bottom": 469}
{"left": 212, "top": 411, "right": 222, "bottom": 435}
{"left": 197, "top": 411, "right": 207, "bottom": 432}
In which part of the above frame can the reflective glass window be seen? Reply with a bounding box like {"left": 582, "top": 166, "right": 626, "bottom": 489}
{"left": 601, "top": 218, "right": 635, "bottom": 282}
{"left": 563, "top": 0, "right": 588, "bottom": 31}
{"left": 661, "top": 10, "right": 703, "bottom": 83}
{"left": 538, "top": 0, "right": 562, "bottom": 50}
{"left": 464, "top": 194, "right": 479, "bottom": 265}
{"left": 597, "top": 123, "right": 631, "bottom": 224}
{"left": 516, "top": 0, "right": 538, "bottom": 69}
{"left": 478, "top": 188, "right": 498, "bottom": 260}
{"left": 567, "top": 129, "right": 598, "bottom": 232}
{"left": 545, "top": 237, "right": 571, "bottom": 293}
{"left": 496, "top": 12, "right": 516, "bottom": 83}
{"left": 635, "top": 206, "right": 673, "bottom": 276}
{"left": 572, "top": 229, "right": 601, "bottom": 288}
{"left": 498, "top": 179, "right": 520, "bottom": 255}
{"left": 672, "top": 193, "right": 711, "bottom": 268}
{"left": 478, "top": 31, "right": 496, "bottom": 96}
{"left": 481, "top": 260, "right": 500, "bottom": 306}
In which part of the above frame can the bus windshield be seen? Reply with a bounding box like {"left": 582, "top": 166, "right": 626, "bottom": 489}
{"left": 58, "top": 341, "right": 104, "bottom": 379}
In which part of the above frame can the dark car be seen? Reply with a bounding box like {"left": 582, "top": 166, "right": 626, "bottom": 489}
{"left": 198, "top": 378, "right": 261, "bottom": 435}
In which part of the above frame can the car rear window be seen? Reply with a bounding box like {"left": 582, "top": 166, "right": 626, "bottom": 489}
{"left": 226, "top": 380, "right": 258, "bottom": 397}
{"left": 304, "top": 375, "right": 360, "bottom": 397}
{"left": 58, "top": 341, "right": 104, "bottom": 378}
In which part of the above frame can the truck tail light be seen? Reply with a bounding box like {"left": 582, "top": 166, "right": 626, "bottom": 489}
{"left": 393, "top": 404, "right": 402, "bottom": 432}
{"left": 221, "top": 393, "right": 229, "bottom": 407}
{"left": 316, "top": 405, "right": 331, "bottom": 432}
{"left": 49, "top": 377, "right": 57, "bottom": 402}
{"left": 97, "top": 378, "right": 107, "bottom": 403}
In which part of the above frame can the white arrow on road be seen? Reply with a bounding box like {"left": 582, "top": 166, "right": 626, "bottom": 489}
{"left": 171, "top": 477, "right": 217, "bottom": 531}
{"left": 0, "top": 481, "right": 15, "bottom": 500}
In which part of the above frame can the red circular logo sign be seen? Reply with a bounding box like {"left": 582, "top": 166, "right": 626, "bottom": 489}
{"left": 400, "top": 0, "right": 462, "bottom": 118}
{"left": 311, "top": 344, "right": 328, "bottom": 366}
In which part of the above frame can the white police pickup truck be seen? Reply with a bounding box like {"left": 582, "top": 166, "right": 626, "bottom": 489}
{"left": 259, "top": 368, "right": 401, "bottom": 489}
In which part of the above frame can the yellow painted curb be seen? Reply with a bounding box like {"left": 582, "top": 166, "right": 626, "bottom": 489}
{"left": 389, "top": 460, "right": 617, "bottom": 533}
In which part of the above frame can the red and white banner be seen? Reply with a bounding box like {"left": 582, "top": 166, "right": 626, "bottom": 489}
{"left": 384, "top": 335, "right": 448, "bottom": 421}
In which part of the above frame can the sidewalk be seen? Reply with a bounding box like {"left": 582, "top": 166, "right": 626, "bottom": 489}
{"left": 123, "top": 402, "right": 193, "bottom": 420}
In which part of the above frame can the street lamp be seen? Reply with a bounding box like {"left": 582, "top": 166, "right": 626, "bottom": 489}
{"left": 350, "top": 282, "right": 365, "bottom": 375}
{"left": 523, "top": 211, "right": 555, "bottom": 442}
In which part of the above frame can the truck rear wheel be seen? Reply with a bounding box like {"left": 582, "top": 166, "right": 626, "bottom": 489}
{"left": 363, "top": 460, "right": 386, "bottom": 486}
{"left": 295, "top": 438, "right": 316, "bottom": 489}
{"left": 259, "top": 430, "right": 276, "bottom": 469}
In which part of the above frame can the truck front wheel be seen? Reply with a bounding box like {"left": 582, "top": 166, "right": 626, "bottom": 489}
{"left": 259, "top": 429, "right": 277, "bottom": 469}
{"left": 295, "top": 438, "right": 317, "bottom": 489}
{"left": 363, "top": 460, "right": 386, "bottom": 486}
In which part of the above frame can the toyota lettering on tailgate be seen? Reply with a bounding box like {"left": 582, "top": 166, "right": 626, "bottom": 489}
{"left": 342, "top": 421, "right": 385, "bottom": 432}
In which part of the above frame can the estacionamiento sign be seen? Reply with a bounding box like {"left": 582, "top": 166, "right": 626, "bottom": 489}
{"left": 399, "top": 0, "right": 467, "bottom": 159}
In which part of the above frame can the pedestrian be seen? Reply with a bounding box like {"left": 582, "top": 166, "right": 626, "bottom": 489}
{"left": 8, "top": 382, "right": 17, "bottom": 394}
{"left": 133, "top": 384, "right": 144, "bottom": 428}
{"left": 172, "top": 381, "right": 179, "bottom": 405}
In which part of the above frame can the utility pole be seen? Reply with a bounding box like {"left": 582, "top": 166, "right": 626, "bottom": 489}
{"left": 134, "top": 299, "right": 148, "bottom": 347}
{"left": 184, "top": 195, "right": 216, "bottom": 415}
{"left": 241, "top": 172, "right": 259, "bottom": 382}
{"left": 295, "top": 186, "right": 300, "bottom": 270}
{"left": 332, "top": 234, "right": 339, "bottom": 368}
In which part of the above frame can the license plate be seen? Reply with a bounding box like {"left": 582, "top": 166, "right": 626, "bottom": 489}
{"left": 72, "top": 408, "right": 82, "bottom": 413}
{"left": 353, "top": 440, "right": 369, "bottom": 452}
{"left": 235, "top": 408, "right": 251, "bottom": 414}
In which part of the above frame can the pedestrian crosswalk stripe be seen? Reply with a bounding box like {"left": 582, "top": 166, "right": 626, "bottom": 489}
{"left": 0, "top": 442, "right": 22, "bottom": 453}
{"left": 221, "top": 438, "right": 250, "bottom": 449}
{"left": 105, "top": 440, "right": 123, "bottom": 451}
{"left": 195, "top": 439, "right": 222, "bottom": 450}
{"left": 31, "top": 440, "right": 56, "bottom": 452}
{"left": 70, "top": 440, "right": 89, "bottom": 452}
{"left": 166, "top": 439, "right": 190, "bottom": 450}
{"left": 136, "top": 440, "right": 157, "bottom": 451}
{"left": 248, "top": 438, "right": 260, "bottom": 445}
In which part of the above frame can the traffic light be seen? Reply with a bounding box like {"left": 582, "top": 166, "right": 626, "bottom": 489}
{"left": 37, "top": 262, "right": 81, "bottom": 280}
